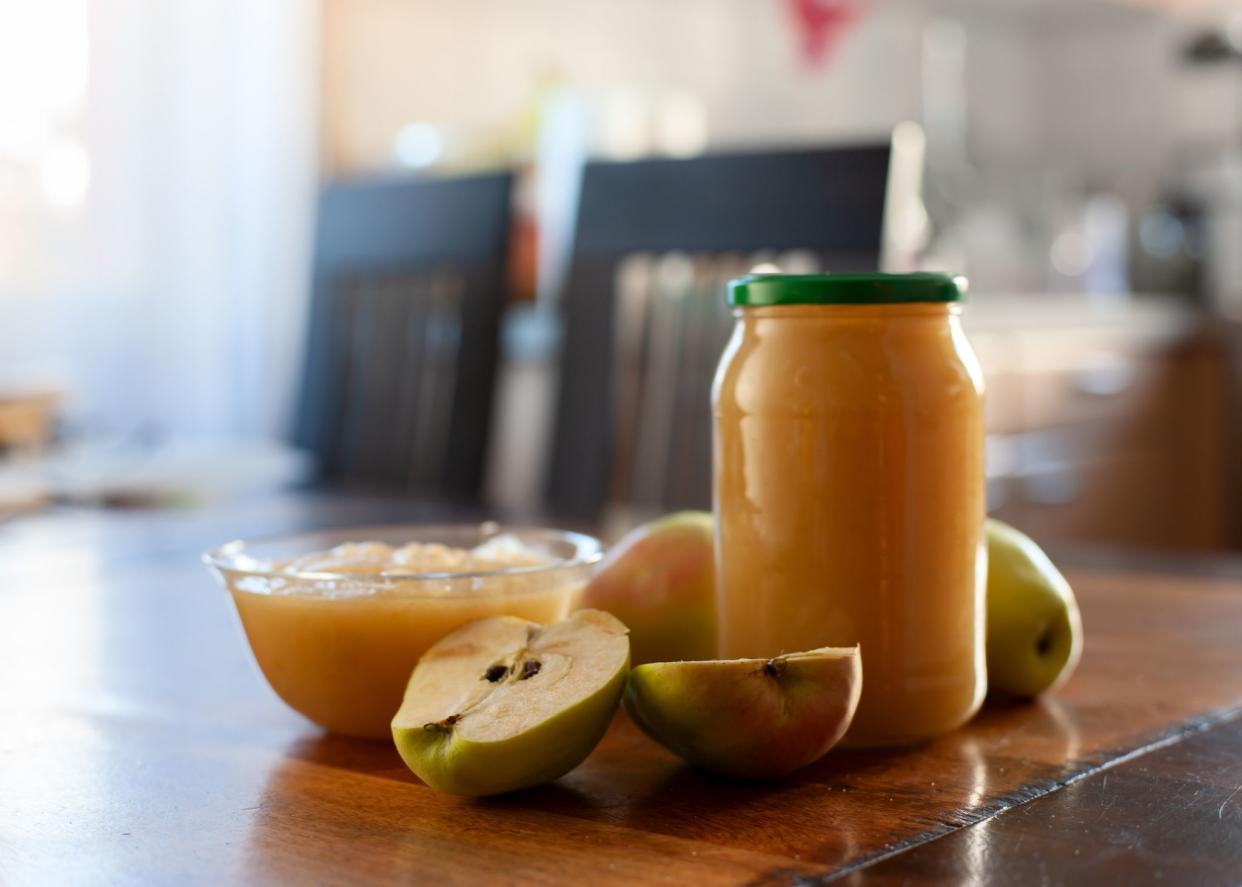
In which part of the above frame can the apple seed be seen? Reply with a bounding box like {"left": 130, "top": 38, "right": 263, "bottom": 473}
{"left": 520, "top": 660, "right": 542, "bottom": 680}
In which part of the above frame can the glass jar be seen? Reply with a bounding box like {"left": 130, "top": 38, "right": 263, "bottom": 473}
{"left": 712, "top": 273, "right": 986, "bottom": 747}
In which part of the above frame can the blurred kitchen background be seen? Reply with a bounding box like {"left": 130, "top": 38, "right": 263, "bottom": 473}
{"left": 2, "top": 0, "right": 1240, "bottom": 552}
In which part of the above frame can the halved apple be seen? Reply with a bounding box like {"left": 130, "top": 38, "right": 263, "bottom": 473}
{"left": 391, "top": 609, "right": 629, "bottom": 797}
{"left": 624, "top": 646, "right": 861, "bottom": 779}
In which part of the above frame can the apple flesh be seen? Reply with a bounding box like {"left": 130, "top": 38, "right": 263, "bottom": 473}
{"left": 391, "top": 609, "right": 630, "bottom": 797}
{"left": 623, "top": 646, "right": 861, "bottom": 779}
{"left": 986, "top": 519, "right": 1083, "bottom": 698}
{"left": 579, "top": 511, "right": 715, "bottom": 665}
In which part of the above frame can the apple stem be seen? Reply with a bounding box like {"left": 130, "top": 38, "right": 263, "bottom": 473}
{"left": 423, "top": 714, "right": 461, "bottom": 733}
{"left": 763, "top": 658, "right": 787, "bottom": 679}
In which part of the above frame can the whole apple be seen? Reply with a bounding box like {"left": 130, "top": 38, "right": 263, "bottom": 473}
{"left": 986, "top": 519, "right": 1083, "bottom": 698}
{"left": 579, "top": 511, "right": 716, "bottom": 665}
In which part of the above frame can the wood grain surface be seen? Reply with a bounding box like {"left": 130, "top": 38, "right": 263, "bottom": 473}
{"left": 1, "top": 494, "right": 1240, "bottom": 885}
{"left": 856, "top": 712, "right": 1242, "bottom": 885}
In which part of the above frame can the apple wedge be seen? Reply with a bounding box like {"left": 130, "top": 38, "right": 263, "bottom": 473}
{"left": 392, "top": 609, "right": 630, "bottom": 797}
{"left": 624, "top": 646, "right": 861, "bottom": 779}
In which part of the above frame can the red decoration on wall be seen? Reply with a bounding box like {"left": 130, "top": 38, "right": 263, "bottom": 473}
{"left": 785, "top": 0, "right": 860, "bottom": 68}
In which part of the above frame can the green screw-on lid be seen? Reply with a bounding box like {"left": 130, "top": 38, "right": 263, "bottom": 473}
{"left": 727, "top": 273, "right": 967, "bottom": 307}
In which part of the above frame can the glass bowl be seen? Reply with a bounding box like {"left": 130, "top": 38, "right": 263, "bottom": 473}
{"left": 203, "top": 523, "right": 603, "bottom": 739}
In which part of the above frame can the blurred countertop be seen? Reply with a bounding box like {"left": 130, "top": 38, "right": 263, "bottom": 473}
{"left": 962, "top": 292, "right": 1214, "bottom": 376}
{"left": 963, "top": 291, "right": 1199, "bottom": 338}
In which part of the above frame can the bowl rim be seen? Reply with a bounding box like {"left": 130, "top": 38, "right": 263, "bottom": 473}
{"left": 201, "top": 521, "right": 604, "bottom": 583}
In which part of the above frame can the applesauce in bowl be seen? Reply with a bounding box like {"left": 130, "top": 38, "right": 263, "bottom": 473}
{"left": 204, "top": 524, "right": 602, "bottom": 739}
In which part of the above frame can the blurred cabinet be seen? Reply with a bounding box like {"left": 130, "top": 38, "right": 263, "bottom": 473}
{"left": 0, "top": 392, "right": 59, "bottom": 454}
{"left": 974, "top": 305, "right": 1239, "bottom": 553}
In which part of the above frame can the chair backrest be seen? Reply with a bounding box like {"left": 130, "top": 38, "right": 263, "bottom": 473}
{"left": 546, "top": 144, "right": 891, "bottom": 519}
{"left": 295, "top": 172, "right": 512, "bottom": 501}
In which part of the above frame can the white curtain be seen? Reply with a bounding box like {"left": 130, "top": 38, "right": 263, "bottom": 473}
{"left": 0, "top": 0, "right": 320, "bottom": 442}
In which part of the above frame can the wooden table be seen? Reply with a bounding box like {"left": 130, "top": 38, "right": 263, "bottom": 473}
{"left": 3, "top": 494, "right": 1241, "bottom": 885}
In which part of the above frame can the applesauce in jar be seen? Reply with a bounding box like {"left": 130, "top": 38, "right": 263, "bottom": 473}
{"left": 712, "top": 274, "right": 985, "bottom": 747}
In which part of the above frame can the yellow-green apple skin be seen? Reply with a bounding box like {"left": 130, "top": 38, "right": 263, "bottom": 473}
{"left": 623, "top": 646, "right": 861, "bottom": 779}
{"left": 579, "top": 511, "right": 715, "bottom": 665}
{"left": 391, "top": 610, "right": 630, "bottom": 797}
{"left": 986, "top": 519, "right": 1083, "bottom": 698}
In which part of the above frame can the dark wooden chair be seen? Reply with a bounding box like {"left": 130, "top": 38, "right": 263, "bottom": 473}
{"left": 545, "top": 145, "right": 892, "bottom": 519}
{"left": 294, "top": 172, "right": 512, "bottom": 502}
